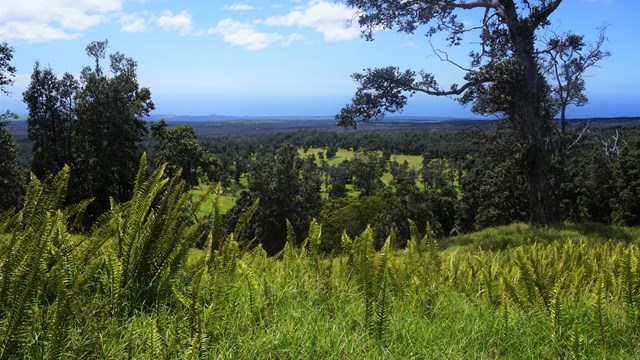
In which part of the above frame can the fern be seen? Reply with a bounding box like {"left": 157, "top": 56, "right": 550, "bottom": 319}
{"left": 237, "top": 259, "right": 262, "bottom": 321}
{"left": 203, "top": 233, "right": 238, "bottom": 333}
{"left": 514, "top": 249, "right": 544, "bottom": 312}
{"left": 501, "top": 293, "right": 511, "bottom": 333}
{"left": 549, "top": 275, "right": 566, "bottom": 342}
{"left": 477, "top": 255, "right": 500, "bottom": 307}
{"left": 568, "top": 320, "right": 585, "bottom": 360}
{"left": 404, "top": 219, "right": 423, "bottom": 276}
{"left": 45, "top": 252, "right": 76, "bottom": 360}
{"left": 620, "top": 247, "right": 638, "bottom": 324}
{"left": 92, "top": 154, "right": 206, "bottom": 307}
{"left": 592, "top": 273, "right": 607, "bottom": 350}
{"left": 302, "top": 218, "right": 322, "bottom": 263}
{"left": 501, "top": 274, "right": 527, "bottom": 312}
{"left": 207, "top": 183, "right": 225, "bottom": 257}
{"left": 281, "top": 219, "right": 297, "bottom": 263}
{"left": 145, "top": 319, "right": 165, "bottom": 359}
{"left": 371, "top": 236, "right": 393, "bottom": 344}
{"left": 103, "top": 250, "right": 124, "bottom": 314}
{"left": 425, "top": 222, "right": 441, "bottom": 278}
{"left": 0, "top": 209, "right": 16, "bottom": 234}
{"left": 233, "top": 197, "right": 260, "bottom": 247}
{"left": 354, "top": 226, "right": 376, "bottom": 329}
{"left": 0, "top": 167, "right": 72, "bottom": 358}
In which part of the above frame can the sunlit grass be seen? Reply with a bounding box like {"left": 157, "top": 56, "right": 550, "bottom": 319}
{"left": 443, "top": 221, "right": 640, "bottom": 250}
{"left": 8, "top": 221, "right": 638, "bottom": 358}
{"left": 191, "top": 184, "right": 236, "bottom": 217}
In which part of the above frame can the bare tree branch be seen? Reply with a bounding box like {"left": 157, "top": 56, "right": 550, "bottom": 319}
{"left": 429, "top": 38, "right": 474, "bottom": 72}
{"left": 566, "top": 119, "right": 591, "bottom": 153}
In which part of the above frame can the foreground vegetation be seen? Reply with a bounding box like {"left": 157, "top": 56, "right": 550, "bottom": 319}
{"left": 1, "top": 160, "right": 639, "bottom": 359}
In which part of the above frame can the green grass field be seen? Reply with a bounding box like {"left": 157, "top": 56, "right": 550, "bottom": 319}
{"left": 4, "top": 215, "right": 639, "bottom": 358}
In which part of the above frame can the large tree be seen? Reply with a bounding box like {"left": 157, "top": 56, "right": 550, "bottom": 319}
{"left": 337, "top": 0, "right": 603, "bottom": 226}
{"left": 23, "top": 40, "right": 153, "bottom": 218}
{"left": 72, "top": 40, "right": 154, "bottom": 215}
{"left": 23, "top": 62, "right": 78, "bottom": 178}
{"left": 0, "top": 42, "right": 24, "bottom": 211}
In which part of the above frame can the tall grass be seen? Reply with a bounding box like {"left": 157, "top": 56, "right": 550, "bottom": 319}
{"left": 1, "top": 162, "right": 639, "bottom": 358}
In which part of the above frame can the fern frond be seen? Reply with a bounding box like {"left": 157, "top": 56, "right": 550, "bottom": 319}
{"left": 145, "top": 319, "right": 165, "bottom": 359}
{"left": 233, "top": 198, "right": 260, "bottom": 247}
{"left": 371, "top": 236, "right": 393, "bottom": 343}
{"left": 620, "top": 247, "right": 638, "bottom": 322}
{"left": 355, "top": 226, "right": 376, "bottom": 329}
{"left": 208, "top": 183, "right": 224, "bottom": 256}
{"left": 549, "top": 274, "right": 565, "bottom": 341}
{"left": 237, "top": 259, "right": 262, "bottom": 321}
{"left": 302, "top": 218, "right": 322, "bottom": 262}
{"left": 592, "top": 272, "right": 607, "bottom": 349}
{"left": 568, "top": 321, "right": 585, "bottom": 360}
{"left": 45, "top": 253, "right": 75, "bottom": 360}
{"left": 514, "top": 249, "right": 543, "bottom": 311}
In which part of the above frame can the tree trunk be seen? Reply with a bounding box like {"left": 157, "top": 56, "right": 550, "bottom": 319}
{"left": 505, "top": 8, "right": 554, "bottom": 227}
{"left": 523, "top": 109, "right": 553, "bottom": 226}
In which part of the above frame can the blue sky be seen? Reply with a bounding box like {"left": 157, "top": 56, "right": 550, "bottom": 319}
{"left": 1, "top": 0, "right": 639, "bottom": 118}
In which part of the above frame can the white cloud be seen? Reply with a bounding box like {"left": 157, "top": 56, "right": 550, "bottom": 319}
{"left": 281, "top": 33, "right": 305, "bottom": 46}
{"left": 209, "top": 18, "right": 287, "bottom": 51}
{"left": 0, "top": 0, "right": 123, "bottom": 43}
{"left": 119, "top": 13, "right": 149, "bottom": 33}
{"left": 156, "top": 10, "right": 193, "bottom": 36}
{"left": 259, "top": 0, "right": 359, "bottom": 42}
{"left": 0, "top": 22, "right": 80, "bottom": 43}
{"left": 223, "top": 3, "right": 259, "bottom": 11}
{"left": 400, "top": 41, "right": 419, "bottom": 49}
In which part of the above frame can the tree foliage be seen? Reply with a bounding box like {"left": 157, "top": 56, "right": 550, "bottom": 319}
{"left": 73, "top": 40, "right": 154, "bottom": 216}
{"left": 224, "top": 143, "right": 322, "bottom": 255}
{"left": 150, "top": 119, "right": 220, "bottom": 187}
{"left": 23, "top": 40, "right": 154, "bottom": 220}
{"left": 0, "top": 42, "right": 24, "bottom": 211}
{"left": 349, "top": 151, "right": 385, "bottom": 196}
{"left": 611, "top": 132, "right": 640, "bottom": 226}
{"left": 23, "top": 62, "right": 78, "bottom": 178}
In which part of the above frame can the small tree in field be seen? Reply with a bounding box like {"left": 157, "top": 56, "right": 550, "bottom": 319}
{"left": 337, "top": 0, "right": 608, "bottom": 226}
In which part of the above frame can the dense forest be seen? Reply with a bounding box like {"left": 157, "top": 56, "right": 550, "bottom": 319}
{"left": 1, "top": 0, "right": 640, "bottom": 356}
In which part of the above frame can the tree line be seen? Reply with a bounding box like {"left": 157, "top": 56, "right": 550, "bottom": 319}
{"left": 1, "top": 41, "right": 218, "bottom": 222}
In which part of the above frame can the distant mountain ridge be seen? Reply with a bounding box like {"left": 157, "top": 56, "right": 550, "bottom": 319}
{"left": 144, "top": 114, "right": 483, "bottom": 122}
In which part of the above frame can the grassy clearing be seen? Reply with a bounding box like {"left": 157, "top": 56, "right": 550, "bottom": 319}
{"left": 191, "top": 184, "right": 237, "bottom": 216}
{"left": 444, "top": 221, "right": 640, "bottom": 250}
{"left": 302, "top": 147, "right": 358, "bottom": 166}
{"left": 305, "top": 147, "right": 424, "bottom": 189}
{"left": 389, "top": 154, "right": 423, "bottom": 169}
